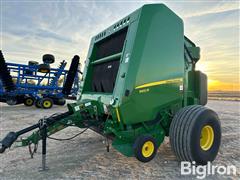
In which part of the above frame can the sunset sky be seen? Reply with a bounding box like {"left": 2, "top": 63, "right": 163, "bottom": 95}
{"left": 1, "top": 0, "right": 239, "bottom": 91}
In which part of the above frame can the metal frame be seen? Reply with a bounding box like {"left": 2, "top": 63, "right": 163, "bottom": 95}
{"left": 0, "top": 61, "right": 79, "bottom": 101}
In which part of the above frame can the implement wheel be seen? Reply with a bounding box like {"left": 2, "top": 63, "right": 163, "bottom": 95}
{"left": 41, "top": 98, "right": 53, "bottom": 109}
{"left": 6, "top": 98, "right": 17, "bottom": 105}
{"left": 38, "top": 64, "right": 50, "bottom": 73}
{"left": 35, "top": 99, "right": 42, "bottom": 108}
{"left": 28, "top": 61, "right": 39, "bottom": 66}
{"left": 54, "top": 98, "right": 66, "bottom": 106}
{"left": 24, "top": 97, "right": 34, "bottom": 106}
{"left": 43, "top": 54, "right": 55, "bottom": 64}
{"left": 169, "top": 105, "right": 221, "bottom": 165}
{"left": 133, "top": 135, "right": 157, "bottom": 163}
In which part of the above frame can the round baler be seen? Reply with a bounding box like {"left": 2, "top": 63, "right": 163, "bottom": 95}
{"left": 0, "top": 4, "right": 221, "bottom": 169}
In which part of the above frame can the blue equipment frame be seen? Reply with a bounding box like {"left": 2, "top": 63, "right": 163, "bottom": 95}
{"left": 0, "top": 60, "right": 79, "bottom": 105}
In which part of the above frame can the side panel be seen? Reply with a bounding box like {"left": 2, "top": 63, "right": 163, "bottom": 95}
{"left": 79, "top": 9, "right": 140, "bottom": 105}
{"left": 120, "top": 4, "right": 184, "bottom": 125}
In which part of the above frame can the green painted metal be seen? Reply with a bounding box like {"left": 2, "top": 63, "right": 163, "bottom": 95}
{"left": 14, "top": 4, "right": 205, "bottom": 158}
{"left": 91, "top": 52, "right": 122, "bottom": 65}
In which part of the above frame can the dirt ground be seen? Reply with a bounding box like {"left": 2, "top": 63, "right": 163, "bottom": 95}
{"left": 0, "top": 100, "right": 239, "bottom": 179}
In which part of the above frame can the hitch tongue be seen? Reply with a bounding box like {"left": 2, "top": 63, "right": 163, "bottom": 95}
{"left": 0, "top": 132, "right": 18, "bottom": 153}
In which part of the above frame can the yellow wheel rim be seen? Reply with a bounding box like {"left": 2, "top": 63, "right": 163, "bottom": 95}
{"left": 142, "top": 141, "right": 154, "bottom": 158}
{"left": 43, "top": 100, "right": 51, "bottom": 108}
{"left": 26, "top": 99, "right": 33, "bottom": 105}
{"left": 40, "top": 69, "right": 48, "bottom": 73}
{"left": 200, "top": 125, "right": 214, "bottom": 151}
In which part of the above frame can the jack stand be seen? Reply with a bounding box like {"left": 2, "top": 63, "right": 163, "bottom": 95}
{"left": 39, "top": 118, "right": 49, "bottom": 171}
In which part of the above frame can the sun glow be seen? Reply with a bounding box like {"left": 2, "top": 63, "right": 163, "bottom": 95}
{"left": 196, "top": 62, "right": 239, "bottom": 92}
{"left": 208, "top": 79, "right": 240, "bottom": 92}
{"left": 196, "top": 62, "right": 208, "bottom": 73}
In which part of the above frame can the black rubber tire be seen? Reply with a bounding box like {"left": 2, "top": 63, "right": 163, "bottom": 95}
{"left": 62, "top": 55, "right": 80, "bottom": 95}
{"left": 41, "top": 97, "right": 53, "bottom": 109}
{"left": 133, "top": 135, "right": 157, "bottom": 163}
{"left": 38, "top": 64, "right": 50, "bottom": 73}
{"left": 35, "top": 99, "right": 42, "bottom": 108}
{"left": 28, "top": 61, "right": 39, "bottom": 66}
{"left": 6, "top": 98, "right": 17, "bottom": 105}
{"left": 15, "top": 95, "right": 25, "bottom": 104}
{"left": 43, "top": 54, "right": 55, "bottom": 64}
{"left": 169, "top": 105, "right": 221, "bottom": 165}
{"left": 23, "top": 97, "right": 35, "bottom": 106}
{"left": 54, "top": 98, "right": 66, "bottom": 106}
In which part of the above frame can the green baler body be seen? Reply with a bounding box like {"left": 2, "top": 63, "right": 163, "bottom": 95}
{"left": 71, "top": 4, "right": 206, "bottom": 156}
{"left": 81, "top": 4, "right": 184, "bottom": 122}
{"left": 69, "top": 4, "right": 206, "bottom": 156}
{"left": 0, "top": 4, "right": 208, "bottom": 160}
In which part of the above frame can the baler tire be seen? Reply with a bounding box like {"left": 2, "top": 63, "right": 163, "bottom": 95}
{"left": 169, "top": 105, "right": 221, "bottom": 165}
{"left": 35, "top": 99, "right": 42, "bottom": 108}
{"left": 170, "top": 105, "right": 200, "bottom": 162}
{"left": 41, "top": 98, "right": 53, "bottom": 109}
{"left": 133, "top": 135, "right": 157, "bottom": 163}
{"left": 24, "top": 97, "right": 35, "bottom": 106}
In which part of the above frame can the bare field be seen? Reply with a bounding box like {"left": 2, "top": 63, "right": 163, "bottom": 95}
{"left": 0, "top": 100, "right": 239, "bottom": 179}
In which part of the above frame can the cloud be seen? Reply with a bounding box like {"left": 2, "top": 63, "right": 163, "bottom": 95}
{"left": 1, "top": 1, "right": 239, "bottom": 91}
{"left": 183, "top": 1, "right": 239, "bottom": 18}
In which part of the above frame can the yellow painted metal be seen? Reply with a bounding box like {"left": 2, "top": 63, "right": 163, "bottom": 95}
{"left": 43, "top": 100, "right": 51, "bottom": 108}
{"left": 135, "top": 78, "right": 182, "bottom": 89}
{"left": 142, "top": 141, "right": 154, "bottom": 158}
{"left": 26, "top": 99, "right": 33, "bottom": 105}
{"left": 40, "top": 69, "right": 48, "bottom": 73}
{"left": 116, "top": 108, "right": 121, "bottom": 122}
{"left": 200, "top": 125, "right": 214, "bottom": 151}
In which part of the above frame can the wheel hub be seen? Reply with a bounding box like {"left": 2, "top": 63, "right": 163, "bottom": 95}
{"left": 200, "top": 125, "right": 214, "bottom": 151}
{"left": 142, "top": 141, "right": 154, "bottom": 158}
{"left": 26, "top": 99, "right": 33, "bottom": 105}
{"left": 43, "top": 101, "right": 51, "bottom": 108}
